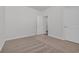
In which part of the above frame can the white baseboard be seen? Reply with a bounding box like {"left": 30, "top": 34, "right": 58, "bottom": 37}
{"left": 48, "top": 34, "right": 79, "bottom": 44}
{"left": 36, "top": 32, "right": 46, "bottom": 35}
{"left": 0, "top": 40, "right": 6, "bottom": 52}
{"left": 6, "top": 34, "right": 36, "bottom": 41}
{"left": 65, "top": 39, "right": 79, "bottom": 44}
{"left": 0, "top": 34, "right": 36, "bottom": 52}
{"left": 48, "top": 34, "right": 64, "bottom": 40}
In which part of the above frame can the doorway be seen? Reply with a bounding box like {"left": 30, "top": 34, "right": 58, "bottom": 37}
{"left": 36, "top": 16, "right": 48, "bottom": 35}
{"left": 43, "top": 16, "right": 48, "bottom": 35}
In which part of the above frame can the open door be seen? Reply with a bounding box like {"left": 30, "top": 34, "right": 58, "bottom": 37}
{"left": 36, "top": 16, "right": 48, "bottom": 35}
{"left": 36, "top": 16, "right": 44, "bottom": 35}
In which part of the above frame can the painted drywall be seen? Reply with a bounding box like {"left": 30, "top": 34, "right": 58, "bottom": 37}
{"left": 0, "top": 6, "right": 41, "bottom": 49}
{"left": 0, "top": 7, "right": 5, "bottom": 50}
{"left": 64, "top": 7, "right": 79, "bottom": 43}
{"left": 5, "top": 6, "right": 39, "bottom": 40}
{"left": 44, "top": 7, "right": 64, "bottom": 39}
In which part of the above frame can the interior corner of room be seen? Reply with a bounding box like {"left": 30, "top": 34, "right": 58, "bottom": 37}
{"left": 0, "top": 6, "right": 79, "bottom": 52}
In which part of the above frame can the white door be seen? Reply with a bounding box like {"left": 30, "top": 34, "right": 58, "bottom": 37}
{"left": 37, "top": 16, "right": 44, "bottom": 34}
{"left": 64, "top": 7, "right": 79, "bottom": 43}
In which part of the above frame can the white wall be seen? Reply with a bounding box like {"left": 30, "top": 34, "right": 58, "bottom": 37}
{"left": 0, "top": 6, "right": 41, "bottom": 50}
{"left": 1, "top": 6, "right": 79, "bottom": 49}
{"left": 64, "top": 7, "right": 79, "bottom": 43}
{"left": 44, "top": 7, "right": 64, "bottom": 39}
{"left": 0, "top": 6, "right": 79, "bottom": 50}
{"left": 5, "top": 6, "right": 39, "bottom": 39}
{"left": 0, "top": 7, "right": 5, "bottom": 50}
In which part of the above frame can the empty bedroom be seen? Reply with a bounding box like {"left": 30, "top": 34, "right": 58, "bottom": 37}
{"left": 0, "top": 6, "right": 79, "bottom": 53}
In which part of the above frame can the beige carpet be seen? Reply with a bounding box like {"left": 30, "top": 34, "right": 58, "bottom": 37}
{"left": 1, "top": 35, "right": 79, "bottom": 53}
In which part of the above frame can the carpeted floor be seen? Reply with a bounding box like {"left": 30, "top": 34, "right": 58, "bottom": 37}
{"left": 1, "top": 35, "right": 79, "bottom": 53}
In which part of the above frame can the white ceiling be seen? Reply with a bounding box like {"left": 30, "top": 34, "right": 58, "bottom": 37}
{"left": 28, "top": 6, "right": 50, "bottom": 11}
